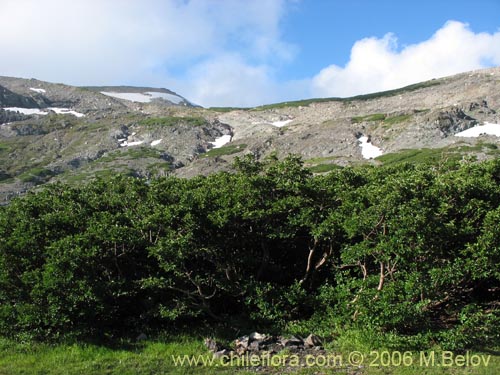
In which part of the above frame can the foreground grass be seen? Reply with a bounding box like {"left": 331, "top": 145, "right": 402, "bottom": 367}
{"left": 1, "top": 335, "right": 498, "bottom": 375}
{"left": 0, "top": 335, "right": 242, "bottom": 375}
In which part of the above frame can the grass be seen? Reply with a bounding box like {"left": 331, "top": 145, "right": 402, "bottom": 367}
{"left": 18, "top": 167, "right": 55, "bottom": 184}
{"left": 376, "top": 143, "right": 500, "bottom": 166}
{"left": 308, "top": 164, "right": 342, "bottom": 173}
{"left": 139, "top": 116, "right": 206, "bottom": 127}
{"left": 376, "top": 148, "right": 462, "bottom": 166}
{"left": 305, "top": 156, "right": 343, "bottom": 174}
{"left": 383, "top": 114, "right": 412, "bottom": 125}
{"left": 0, "top": 143, "right": 10, "bottom": 153}
{"left": 61, "top": 168, "right": 138, "bottom": 185}
{"left": 0, "top": 336, "right": 240, "bottom": 375}
{"left": 351, "top": 113, "right": 412, "bottom": 125}
{"left": 352, "top": 113, "right": 387, "bottom": 123}
{"left": 305, "top": 155, "right": 339, "bottom": 164}
{"left": 201, "top": 144, "right": 247, "bottom": 158}
{"left": 0, "top": 334, "right": 498, "bottom": 375}
{"left": 207, "top": 107, "right": 247, "bottom": 113}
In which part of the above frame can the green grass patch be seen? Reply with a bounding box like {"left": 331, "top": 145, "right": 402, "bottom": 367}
{"left": 376, "top": 148, "right": 457, "bottom": 166}
{"left": 305, "top": 155, "right": 339, "bottom": 164}
{"left": 372, "top": 144, "right": 500, "bottom": 166}
{"left": 0, "top": 336, "right": 243, "bottom": 375}
{"left": 352, "top": 113, "right": 386, "bottom": 123}
{"left": 0, "top": 334, "right": 498, "bottom": 375}
{"left": 383, "top": 114, "right": 412, "bottom": 125}
{"left": 18, "top": 167, "right": 55, "bottom": 184}
{"left": 0, "top": 143, "right": 10, "bottom": 153}
{"left": 139, "top": 116, "right": 206, "bottom": 127}
{"left": 207, "top": 107, "right": 247, "bottom": 113}
{"left": 480, "top": 142, "right": 498, "bottom": 150}
{"left": 308, "top": 163, "right": 342, "bottom": 173}
{"left": 201, "top": 144, "right": 246, "bottom": 158}
{"left": 305, "top": 156, "right": 343, "bottom": 173}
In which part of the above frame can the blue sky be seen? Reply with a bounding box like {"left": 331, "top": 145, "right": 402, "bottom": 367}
{"left": 281, "top": 0, "right": 500, "bottom": 79}
{"left": 1, "top": 0, "right": 499, "bottom": 107}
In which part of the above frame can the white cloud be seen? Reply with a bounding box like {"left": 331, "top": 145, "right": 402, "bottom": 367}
{"left": 0, "top": 0, "right": 294, "bottom": 100}
{"left": 1, "top": 3, "right": 500, "bottom": 108}
{"left": 182, "top": 54, "right": 275, "bottom": 108}
{"left": 312, "top": 21, "right": 500, "bottom": 98}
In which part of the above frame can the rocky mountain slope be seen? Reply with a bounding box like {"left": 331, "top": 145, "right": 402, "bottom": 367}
{"left": 1, "top": 67, "right": 500, "bottom": 203}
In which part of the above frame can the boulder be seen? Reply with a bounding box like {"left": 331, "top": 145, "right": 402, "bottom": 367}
{"left": 280, "top": 335, "right": 303, "bottom": 348}
{"left": 304, "top": 334, "right": 322, "bottom": 348}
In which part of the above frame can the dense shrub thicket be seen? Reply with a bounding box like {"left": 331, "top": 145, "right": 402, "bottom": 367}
{"left": 0, "top": 155, "right": 499, "bottom": 348}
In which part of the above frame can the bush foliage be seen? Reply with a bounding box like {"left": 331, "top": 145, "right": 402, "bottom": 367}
{"left": 0, "top": 155, "right": 499, "bottom": 348}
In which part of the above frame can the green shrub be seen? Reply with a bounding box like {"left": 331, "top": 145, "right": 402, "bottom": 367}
{"left": 0, "top": 156, "right": 499, "bottom": 350}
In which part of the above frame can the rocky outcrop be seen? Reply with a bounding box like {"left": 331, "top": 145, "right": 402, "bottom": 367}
{"left": 434, "top": 107, "right": 477, "bottom": 136}
{"left": 0, "top": 108, "right": 29, "bottom": 124}
{"left": 205, "top": 332, "right": 324, "bottom": 358}
{"left": 469, "top": 100, "right": 496, "bottom": 115}
{"left": 0, "top": 85, "right": 39, "bottom": 108}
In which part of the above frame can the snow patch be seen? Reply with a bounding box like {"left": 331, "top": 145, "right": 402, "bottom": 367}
{"left": 210, "top": 134, "right": 232, "bottom": 149}
{"left": 30, "top": 88, "right": 46, "bottom": 93}
{"left": 455, "top": 122, "right": 500, "bottom": 137}
{"left": 100, "top": 91, "right": 184, "bottom": 104}
{"left": 271, "top": 119, "right": 293, "bottom": 127}
{"left": 48, "top": 108, "right": 85, "bottom": 117}
{"left": 3, "top": 107, "right": 48, "bottom": 115}
{"left": 151, "top": 139, "right": 162, "bottom": 146}
{"left": 120, "top": 140, "right": 144, "bottom": 147}
{"left": 358, "top": 136, "right": 383, "bottom": 159}
{"left": 3, "top": 107, "right": 84, "bottom": 117}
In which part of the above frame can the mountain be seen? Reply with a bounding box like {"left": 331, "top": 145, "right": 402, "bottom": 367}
{"left": 1, "top": 67, "right": 500, "bottom": 203}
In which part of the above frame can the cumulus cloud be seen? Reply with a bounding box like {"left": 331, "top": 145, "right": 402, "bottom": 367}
{"left": 181, "top": 55, "right": 274, "bottom": 108}
{"left": 312, "top": 21, "right": 500, "bottom": 98}
{"left": 0, "top": 0, "right": 294, "bottom": 106}
{"left": 1, "top": 3, "right": 500, "bottom": 107}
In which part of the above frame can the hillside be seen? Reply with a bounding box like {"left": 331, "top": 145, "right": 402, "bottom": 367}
{"left": 1, "top": 67, "right": 500, "bottom": 202}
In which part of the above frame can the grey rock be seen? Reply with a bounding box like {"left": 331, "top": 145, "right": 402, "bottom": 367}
{"left": 249, "top": 332, "right": 265, "bottom": 341}
{"left": 304, "top": 334, "right": 322, "bottom": 348}
{"left": 249, "top": 340, "right": 260, "bottom": 351}
{"left": 280, "top": 335, "right": 303, "bottom": 347}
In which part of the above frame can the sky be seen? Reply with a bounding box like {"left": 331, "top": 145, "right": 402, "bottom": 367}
{"left": 1, "top": 0, "right": 500, "bottom": 107}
